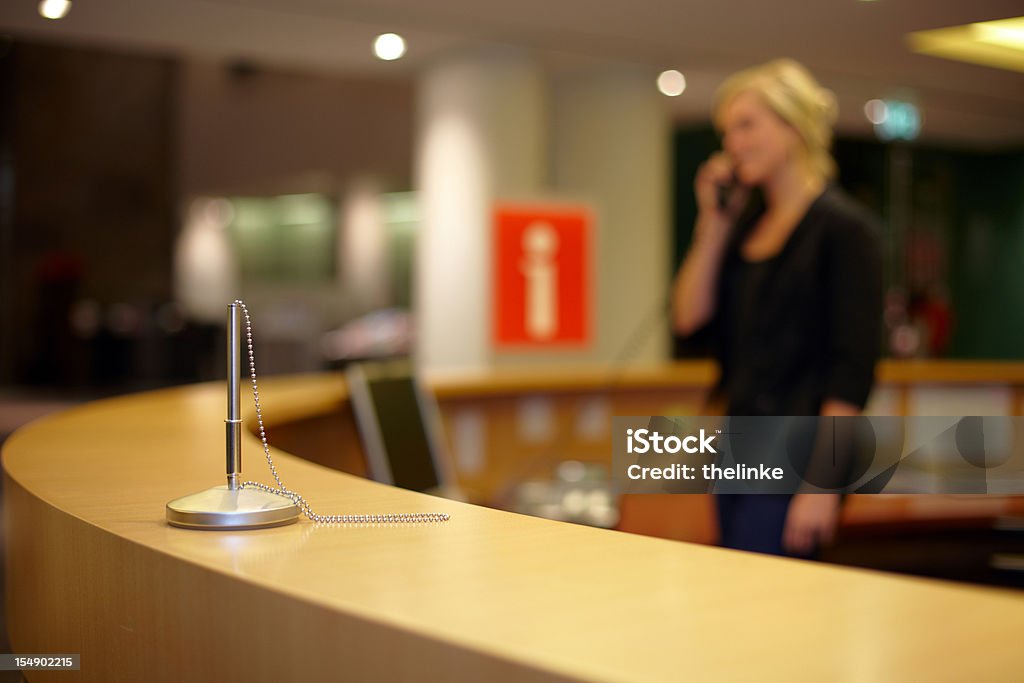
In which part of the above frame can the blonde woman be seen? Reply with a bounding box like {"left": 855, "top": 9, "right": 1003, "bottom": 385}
{"left": 673, "top": 59, "right": 882, "bottom": 557}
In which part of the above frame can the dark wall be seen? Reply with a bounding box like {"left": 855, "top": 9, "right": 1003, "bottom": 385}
{"left": 0, "top": 39, "right": 178, "bottom": 385}
{"left": 0, "top": 37, "right": 420, "bottom": 390}
{"left": 947, "top": 150, "right": 1024, "bottom": 359}
{"left": 671, "top": 125, "right": 1024, "bottom": 360}
{"left": 177, "top": 59, "right": 415, "bottom": 197}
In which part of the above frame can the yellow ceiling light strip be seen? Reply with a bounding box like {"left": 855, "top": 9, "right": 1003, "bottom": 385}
{"left": 908, "top": 16, "right": 1024, "bottom": 73}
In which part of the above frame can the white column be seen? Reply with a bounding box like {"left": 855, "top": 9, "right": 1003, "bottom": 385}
{"left": 338, "top": 178, "right": 390, "bottom": 316}
{"left": 173, "top": 198, "right": 239, "bottom": 324}
{"left": 414, "top": 49, "right": 546, "bottom": 371}
{"left": 551, "top": 67, "right": 671, "bottom": 364}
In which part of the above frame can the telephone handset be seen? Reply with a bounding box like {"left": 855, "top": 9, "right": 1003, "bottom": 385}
{"left": 716, "top": 173, "right": 739, "bottom": 211}
{"left": 714, "top": 152, "right": 743, "bottom": 211}
{"left": 714, "top": 161, "right": 763, "bottom": 221}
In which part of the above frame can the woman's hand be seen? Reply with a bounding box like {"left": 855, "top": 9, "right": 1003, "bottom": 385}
{"left": 783, "top": 493, "right": 841, "bottom": 556}
{"left": 673, "top": 152, "right": 750, "bottom": 335}
{"left": 694, "top": 152, "right": 749, "bottom": 235}
{"left": 782, "top": 400, "right": 857, "bottom": 555}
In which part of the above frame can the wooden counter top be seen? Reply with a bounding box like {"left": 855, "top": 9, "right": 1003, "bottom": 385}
{"left": 4, "top": 373, "right": 1024, "bottom": 682}
{"left": 424, "top": 359, "right": 1024, "bottom": 398}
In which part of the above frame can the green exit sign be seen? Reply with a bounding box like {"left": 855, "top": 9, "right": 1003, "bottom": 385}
{"left": 876, "top": 100, "right": 921, "bottom": 141}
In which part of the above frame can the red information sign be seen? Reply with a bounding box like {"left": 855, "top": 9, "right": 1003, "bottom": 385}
{"left": 493, "top": 203, "right": 591, "bottom": 348}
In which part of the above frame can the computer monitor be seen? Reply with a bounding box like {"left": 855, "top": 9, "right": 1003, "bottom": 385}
{"left": 345, "top": 360, "right": 457, "bottom": 496}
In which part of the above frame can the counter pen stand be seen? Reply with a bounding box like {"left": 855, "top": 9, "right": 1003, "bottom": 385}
{"left": 166, "top": 303, "right": 301, "bottom": 530}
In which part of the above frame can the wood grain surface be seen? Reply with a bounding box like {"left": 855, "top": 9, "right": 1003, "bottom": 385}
{"left": 4, "top": 369, "right": 1024, "bottom": 682}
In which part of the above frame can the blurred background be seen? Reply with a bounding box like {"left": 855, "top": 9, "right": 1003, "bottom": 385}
{"left": 0, "top": 0, "right": 1022, "bottom": 398}
{"left": 1, "top": 0, "right": 1023, "bottom": 618}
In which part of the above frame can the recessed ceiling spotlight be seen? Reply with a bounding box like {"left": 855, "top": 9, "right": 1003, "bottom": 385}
{"left": 39, "top": 0, "right": 71, "bottom": 20}
{"left": 374, "top": 33, "right": 406, "bottom": 61}
{"left": 657, "top": 70, "right": 687, "bottom": 97}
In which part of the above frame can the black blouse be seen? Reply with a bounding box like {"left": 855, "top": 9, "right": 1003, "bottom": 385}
{"left": 685, "top": 185, "right": 883, "bottom": 416}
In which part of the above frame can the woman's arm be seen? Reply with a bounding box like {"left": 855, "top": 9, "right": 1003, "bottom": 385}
{"left": 782, "top": 399, "right": 860, "bottom": 556}
{"left": 783, "top": 210, "right": 884, "bottom": 557}
{"left": 672, "top": 224, "right": 730, "bottom": 335}
{"left": 672, "top": 153, "right": 747, "bottom": 335}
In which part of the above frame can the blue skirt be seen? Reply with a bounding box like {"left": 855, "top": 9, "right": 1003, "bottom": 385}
{"left": 716, "top": 494, "right": 798, "bottom": 556}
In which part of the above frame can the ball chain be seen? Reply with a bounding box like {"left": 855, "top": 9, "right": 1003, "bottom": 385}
{"left": 234, "top": 300, "right": 449, "bottom": 525}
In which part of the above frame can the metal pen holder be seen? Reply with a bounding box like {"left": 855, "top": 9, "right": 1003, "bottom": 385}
{"left": 166, "top": 303, "right": 300, "bottom": 530}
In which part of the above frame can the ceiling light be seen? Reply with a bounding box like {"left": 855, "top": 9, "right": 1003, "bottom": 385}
{"left": 972, "top": 19, "right": 1024, "bottom": 50}
{"left": 909, "top": 16, "right": 1024, "bottom": 73}
{"left": 373, "top": 33, "right": 406, "bottom": 61}
{"left": 38, "top": 0, "right": 71, "bottom": 20}
{"left": 864, "top": 99, "right": 888, "bottom": 125}
{"left": 657, "top": 70, "right": 686, "bottom": 97}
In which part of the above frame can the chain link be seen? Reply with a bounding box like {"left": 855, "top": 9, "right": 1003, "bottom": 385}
{"left": 234, "top": 300, "right": 450, "bottom": 525}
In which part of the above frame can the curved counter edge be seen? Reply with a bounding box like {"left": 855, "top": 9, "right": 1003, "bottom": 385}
{"left": 4, "top": 375, "right": 1024, "bottom": 682}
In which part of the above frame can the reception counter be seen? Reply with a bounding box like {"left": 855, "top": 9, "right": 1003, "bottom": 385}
{"left": 4, "top": 367, "right": 1024, "bottom": 681}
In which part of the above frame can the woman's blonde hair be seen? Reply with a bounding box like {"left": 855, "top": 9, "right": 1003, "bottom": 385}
{"left": 713, "top": 58, "right": 839, "bottom": 180}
